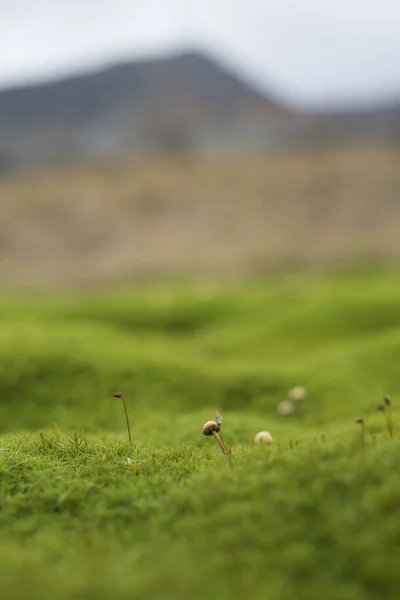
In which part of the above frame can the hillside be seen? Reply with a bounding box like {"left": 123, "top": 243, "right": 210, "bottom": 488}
{"left": 0, "top": 51, "right": 291, "bottom": 172}
{"left": 1, "top": 50, "right": 400, "bottom": 173}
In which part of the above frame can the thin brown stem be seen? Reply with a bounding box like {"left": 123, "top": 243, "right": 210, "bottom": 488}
{"left": 377, "top": 405, "right": 389, "bottom": 437}
{"left": 383, "top": 409, "right": 392, "bottom": 439}
{"left": 219, "top": 427, "right": 225, "bottom": 446}
{"left": 382, "top": 397, "right": 394, "bottom": 439}
{"left": 122, "top": 397, "right": 132, "bottom": 446}
{"left": 355, "top": 419, "right": 365, "bottom": 450}
{"left": 360, "top": 423, "right": 365, "bottom": 449}
{"left": 211, "top": 430, "right": 228, "bottom": 455}
{"left": 219, "top": 428, "right": 231, "bottom": 463}
{"left": 387, "top": 407, "right": 394, "bottom": 439}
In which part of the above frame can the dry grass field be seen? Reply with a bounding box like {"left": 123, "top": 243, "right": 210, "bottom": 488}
{"left": 0, "top": 147, "right": 399, "bottom": 288}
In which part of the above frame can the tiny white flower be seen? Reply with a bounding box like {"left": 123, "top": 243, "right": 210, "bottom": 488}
{"left": 277, "top": 400, "right": 295, "bottom": 415}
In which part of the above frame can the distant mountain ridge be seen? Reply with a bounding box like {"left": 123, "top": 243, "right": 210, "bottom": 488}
{"left": 0, "top": 50, "right": 399, "bottom": 172}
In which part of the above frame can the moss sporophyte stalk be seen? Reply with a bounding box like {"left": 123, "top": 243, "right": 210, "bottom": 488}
{"left": 113, "top": 392, "right": 132, "bottom": 446}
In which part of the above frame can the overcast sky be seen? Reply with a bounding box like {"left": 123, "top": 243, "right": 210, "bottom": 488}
{"left": 1, "top": 0, "right": 400, "bottom": 109}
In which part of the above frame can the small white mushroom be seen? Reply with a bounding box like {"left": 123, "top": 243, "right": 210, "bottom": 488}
{"left": 289, "top": 386, "right": 307, "bottom": 402}
{"left": 254, "top": 431, "right": 274, "bottom": 445}
{"left": 277, "top": 400, "right": 295, "bottom": 415}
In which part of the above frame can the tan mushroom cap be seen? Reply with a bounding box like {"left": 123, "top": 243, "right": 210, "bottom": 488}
{"left": 202, "top": 420, "right": 221, "bottom": 436}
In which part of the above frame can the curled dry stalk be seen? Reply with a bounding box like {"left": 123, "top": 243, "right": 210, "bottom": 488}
{"left": 113, "top": 391, "right": 132, "bottom": 446}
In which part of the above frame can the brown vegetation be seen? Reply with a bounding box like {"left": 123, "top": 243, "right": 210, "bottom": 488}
{"left": 0, "top": 148, "right": 399, "bottom": 288}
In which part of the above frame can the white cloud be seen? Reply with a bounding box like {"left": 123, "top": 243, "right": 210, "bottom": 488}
{"left": 1, "top": 0, "right": 400, "bottom": 108}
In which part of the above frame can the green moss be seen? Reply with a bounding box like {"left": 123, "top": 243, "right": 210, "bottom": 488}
{"left": 1, "top": 270, "right": 400, "bottom": 598}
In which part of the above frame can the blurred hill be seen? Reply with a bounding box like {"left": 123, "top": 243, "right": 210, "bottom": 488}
{"left": 0, "top": 51, "right": 289, "bottom": 172}
{"left": 1, "top": 50, "right": 400, "bottom": 173}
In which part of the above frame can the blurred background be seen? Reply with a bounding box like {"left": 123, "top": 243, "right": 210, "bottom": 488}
{"left": 1, "top": 0, "right": 400, "bottom": 288}
{"left": 2, "top": 9, "right": 400, "bottom": 597}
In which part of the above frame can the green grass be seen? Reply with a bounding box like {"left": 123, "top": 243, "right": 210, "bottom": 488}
{"left": 1, "top": 270, "right": 400, "bottom": 599}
